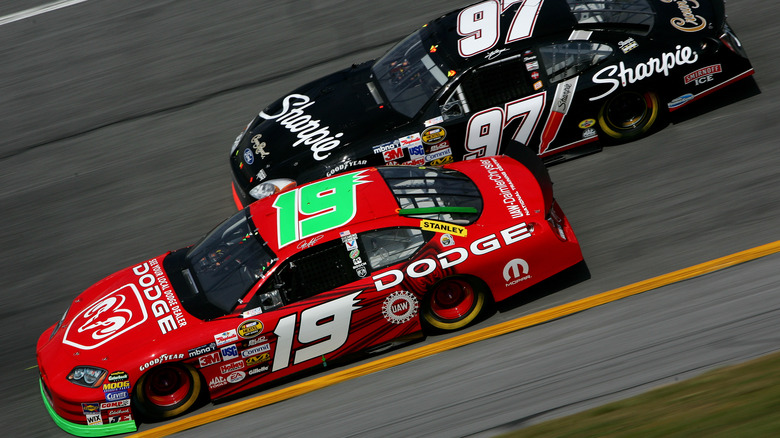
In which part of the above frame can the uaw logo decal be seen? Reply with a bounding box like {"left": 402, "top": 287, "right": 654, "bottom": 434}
{"left": 382, "top": 291, "right": 419, "bottom": 324}
{"left": 63, "top": 284, "right": 148, "bottom": 350}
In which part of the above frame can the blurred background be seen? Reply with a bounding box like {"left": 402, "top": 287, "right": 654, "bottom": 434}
{"left": 1, "top": 0, "right": 778, "bottom": 436}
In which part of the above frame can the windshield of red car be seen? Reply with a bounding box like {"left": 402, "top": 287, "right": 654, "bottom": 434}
{"left": 372, "top": 29, "right": 450, "bottom": 118}
{"left": 184, "top": 210, "right": 276, "bottom": 315}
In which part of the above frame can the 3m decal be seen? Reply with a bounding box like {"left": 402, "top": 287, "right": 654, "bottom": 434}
{"left": 272, "top": 292, "right": 361, "bottom": 372}
{"left": 458, "top": 0, "right": 545, "bottom": 58}
{"left": 259, "top": 94, "right": 344, "bottom": 160}
{"left": 274, "top": 170, "right": 370, "bottom": 248}
{"left": 198, "top": 351, "right": 222, "bottom": 368}
{"left": 420, "top": 219, "right": 467, "bottom": 237}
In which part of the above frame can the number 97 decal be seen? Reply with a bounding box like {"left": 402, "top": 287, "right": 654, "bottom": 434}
{"left": 463, "top": 92, "right": 546, "bottom": 160}
{"left": 458, "top": 0, "right": 545, "bottom": 58}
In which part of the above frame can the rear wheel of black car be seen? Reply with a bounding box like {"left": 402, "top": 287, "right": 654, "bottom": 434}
{"left": 422, "top": 276, "right": 488, "bottom": 332}
{"left": 598, "top": 91, "right": 660, "bottom": 140}
{"left": 133, "top": 363, "right": 202, "bottom": 420}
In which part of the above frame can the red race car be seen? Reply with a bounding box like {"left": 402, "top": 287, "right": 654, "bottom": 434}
{"left": 37, "top": 145, "right": 583, "bottom": 436}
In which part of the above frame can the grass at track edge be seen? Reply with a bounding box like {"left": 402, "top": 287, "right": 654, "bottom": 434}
{"left": 500, "top": 350, "right": 780, "bottom": 438}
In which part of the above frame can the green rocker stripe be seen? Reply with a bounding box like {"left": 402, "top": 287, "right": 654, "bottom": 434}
{"left": 398, "top": 206, "right": 479, "bottom": 215}
{"left": 39, "top": 380, "right": 138, "bottom": 437}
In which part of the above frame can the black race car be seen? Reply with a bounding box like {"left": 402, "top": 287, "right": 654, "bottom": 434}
{"left": 230, "top": 0, "right": 753, "bottom": 208}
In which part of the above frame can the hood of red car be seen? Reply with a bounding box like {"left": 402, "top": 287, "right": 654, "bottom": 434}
{"left": 39, "top": 254, "right": 192, "bottom": 367}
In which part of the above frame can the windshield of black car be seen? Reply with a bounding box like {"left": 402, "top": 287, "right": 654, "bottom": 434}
{"left": 184, "top": 211, "right": 276, "bottom": 315}
{"left": 372, "top": 30, "right": 449, "bottom": 118}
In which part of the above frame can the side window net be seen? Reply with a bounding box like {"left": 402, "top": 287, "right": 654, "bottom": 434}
{"left": 539, "top": 42, "right": 613, "bottom": 83}
{"left": 566, "top": 0, "right": 655, "bottom": 33}
{"left": 360, "top": 228, "right": 427, "bottom": 271}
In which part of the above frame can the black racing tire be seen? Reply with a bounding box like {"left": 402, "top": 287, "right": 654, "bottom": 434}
{"left": 133, "top": 363, "right": 202, "bottom": 421}
{"left": 422, "top": 276, "right": 487, "bottom": 332}
{"left": 598, "top": 91, "right": 661, "bottom": 140}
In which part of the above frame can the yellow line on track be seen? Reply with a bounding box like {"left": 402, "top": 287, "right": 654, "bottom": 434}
{"left": 131, "top": 240, "right": 780, "bottom": 437}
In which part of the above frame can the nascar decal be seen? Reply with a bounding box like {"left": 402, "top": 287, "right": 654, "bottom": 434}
{"left": 274, "top": 170, "right": 371, "bottom": 248}
{"left": 259, "top": 94, "right": 344, "bottom": 161}
{"left": 590, "top": 45, "right": 698, "bottom": 101}
{"left": 373, "top": 222, "right": 532, "bottom": 291}
{"left": 421, "top": 219, "right": 467, "bottom": 237}
{"left": 238, "top": 319, "right": 263, "bottom": 339}
{"left": 480, "top": 157, "right": 529, "bottom": 219}
{"left": 457, "top": 0, "right": 545, "bottom": 57}
{"left": 660, "top": 0, "right": 706, "bottom": 33}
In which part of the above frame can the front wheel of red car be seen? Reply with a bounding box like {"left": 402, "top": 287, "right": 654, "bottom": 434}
{"left": 422, "top": 277, "right": 488, "bottom": 332}
{"left": 598, "top": 91, "right": 660, "bottom": 140}
{"left": 133, "top": 363, "right": 202, "bottom": 420}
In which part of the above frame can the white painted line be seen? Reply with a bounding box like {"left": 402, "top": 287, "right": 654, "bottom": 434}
{"left": 0, "top": 0, "right": 90, "bottom": 27}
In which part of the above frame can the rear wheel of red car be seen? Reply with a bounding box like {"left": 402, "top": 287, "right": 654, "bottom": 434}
{"left": 422, "top": 277, "right": 487, "bottom": 332}
{"left": 598, "top": 91, "right": 660, "bottom": 140}
{"left": 133, "top": 364, "right": 202, "bottom": 420}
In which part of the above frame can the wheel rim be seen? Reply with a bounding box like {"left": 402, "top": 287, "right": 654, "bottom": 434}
{"left": 429, "top": 279, "right": 476, "bottom": 321}
{"left": 599, "top": 91, "right": 659, "bottom": 139}
{"left": 605, "top": 92, "right": 648, "bottom": 130}
{"left": 143, "top": 365, "right": 191, "bottom": 407}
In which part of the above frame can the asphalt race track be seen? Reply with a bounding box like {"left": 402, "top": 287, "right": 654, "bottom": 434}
{"left": 1, "top": 1, "right": 778, "bottom": 437}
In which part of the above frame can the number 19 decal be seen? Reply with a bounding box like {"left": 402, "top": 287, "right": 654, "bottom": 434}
{"left": 274, "top": 171, "right": 370, "bottom": 248}
{"left": 463, "top": 92, "right": 546, "bottom": 160}
{"left": 272, "top": 292, "right": 361, "bottom": 372}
